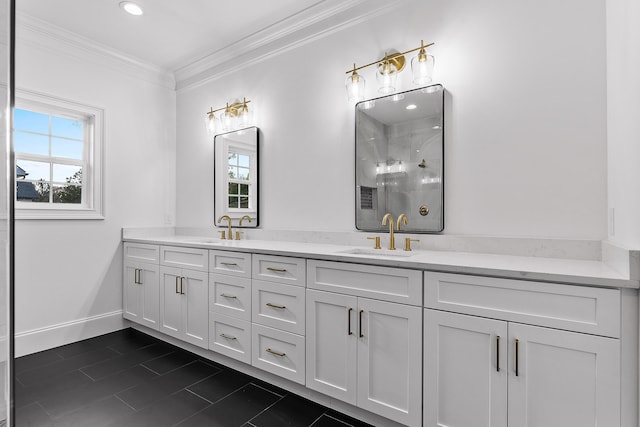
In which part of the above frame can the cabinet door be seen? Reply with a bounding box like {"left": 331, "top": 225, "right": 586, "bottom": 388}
{"left": 357, "top": 298, "right": 422, "bottom": 427}
{"left": 508, "top": 323, "right": 620, "bottom": 427}
{"left": 123, "top": 261, "right": 142, "bottom": 323}
{"left": 138, "top": 263, "right": 160, "bottom": 330}
{"left": 159, "top": 266, "right": 183, "bottom": 339}
{"left": 182, "top": 269, "right": 209, "bottom": 349}
{"left": 306, "top": 289, "right": 358, "bottom": 405}
{"left": 424, "top": 309, "right": 507, "bottom": 427}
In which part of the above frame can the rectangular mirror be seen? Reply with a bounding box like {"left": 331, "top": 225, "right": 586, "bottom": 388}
{"left": 214, "top": 127, "right": 259, "bottom": 227}
{"left": 355, "top": 85, "right": 444, "bottom": 232}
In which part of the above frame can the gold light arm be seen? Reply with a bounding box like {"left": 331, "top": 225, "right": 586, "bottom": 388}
{"left": 205, "top": 99, "right": 252, "bottom": 116}
{"left": 345, "top": 41, "right": 434, "bottom": 74}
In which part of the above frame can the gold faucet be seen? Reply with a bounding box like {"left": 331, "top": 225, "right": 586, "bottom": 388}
{"left": 217, "top": 215, "right": 233, "bottom": 240}
{"left": 397, "top": 213, "right": 408, "bottom": 231}
{"left": 382, "top": 213, "right": 396, "bottom": 250}
{"left": 236, "top": 215, "right": 252, "bottom": 240}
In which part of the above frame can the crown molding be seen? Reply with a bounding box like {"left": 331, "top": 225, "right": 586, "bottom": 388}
{"left": 175, "top": 0, "right": 402, "bottom": 92}
{"left": 16, "top": 12, "right": 176, "bottom": 90}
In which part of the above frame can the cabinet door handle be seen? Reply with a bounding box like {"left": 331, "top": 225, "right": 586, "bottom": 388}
{"left": 220, "top": 262, "right": 238, "bottom": 267}
{"left": 266, "top": 348, "right": 286, "bottom": 357}
{"left": 496, "top": 336, "right": 500, "bottom": 372}
{"left": 266, "top": 303, "right": 286, "bottom": 309}
{"left": 359, "top": 310, "right": 364, "bottom": 338}
{"left": 266, "top": 267, "right": 287, "bottom": 273}
{"left": 219, "top": 333, "right": 237, "bottom": 340}
{"left": 137, "top": 269, "right": 142, "bottom": 284}
{"left": 134, "top": 269, "right": 139, "bottom": 284}
{"left": 348, "top": 308, "right": 353, "bottom": 336}
{"left": 175, "top": 276, "right": 180, "bottom": 294}
{"left": 180, "top": 277, "right": 185, "bottom": 295}
{"left": 220, "top": 293, "right": 237, "bottom": 299}
{"left": 515, "top": 338, "right": 520, "bottom": 376}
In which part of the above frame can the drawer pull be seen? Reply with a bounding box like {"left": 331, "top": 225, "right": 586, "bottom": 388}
{"left": 348, "top": 307, "right": 353, "bottom": 336}
{"left": 220, "top": 262, "right": 238, "bottom": 267}
{"left": 496, "top": 336, "right": 500, "bottom": 372}
{"left": 266, "top": 267, "right": 287, "bottom": 273}
{"left": 266, "top": 348, "right": 286, "bottom": 357}
{"left": 175, "top": 276, "right": 180, "bottom": 294}
{"left": 180, "top": 277, "right": 185, "bottom": 295}
{"left": 219, "top": 333, "right": 237, "bottom": 340}
{"left": 220, "top": 293, "right": 237, "bottom": 299}
{"left": 515, "top": 339, "right": 520, "bottom": 376}
{"left": 266, "top": 303, "right": 286, "bottom": 310}
{"left": 359, "top": 310, "right": 364, "bottom": 338}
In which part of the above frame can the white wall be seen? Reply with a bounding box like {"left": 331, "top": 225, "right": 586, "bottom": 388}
{"left": 606, "top": 0, "right": 640, "bottom": 248}
{"left": 176, "top": 0, "right": 608, "bottom": 240}
{"left": 14, "top": 29, "right": 176, "bottom": 353}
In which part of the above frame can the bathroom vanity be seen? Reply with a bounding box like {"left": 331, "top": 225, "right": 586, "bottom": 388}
{"left": 122, "top": 232, "right": 638, "bottom": 427}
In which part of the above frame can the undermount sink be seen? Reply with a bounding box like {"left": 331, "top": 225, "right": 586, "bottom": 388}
{"left": 179, "top": 237, "right": 221, "bottom": 244}
{"left": 338, "top": 248, "right": 415, "bottom": 257}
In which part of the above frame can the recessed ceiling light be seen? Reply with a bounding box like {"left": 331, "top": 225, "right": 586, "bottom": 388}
{"left": 120, "top": 2, "right": 143, "bottom": 16}
{"left": 406, "top": 104, "right": 417, "bottom": 110}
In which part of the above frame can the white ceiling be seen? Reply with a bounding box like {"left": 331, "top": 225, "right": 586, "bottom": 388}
{"left": 16, "top": 0, "right": 325, "bottom": 71}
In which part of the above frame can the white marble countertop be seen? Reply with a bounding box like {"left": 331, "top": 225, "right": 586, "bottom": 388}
{"left": 123, "top": 234, "right": 639, "bottom": 289}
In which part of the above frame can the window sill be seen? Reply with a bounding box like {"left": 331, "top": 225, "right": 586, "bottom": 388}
{"left": 15, "top": 209, "right": 105, "bottom": 220}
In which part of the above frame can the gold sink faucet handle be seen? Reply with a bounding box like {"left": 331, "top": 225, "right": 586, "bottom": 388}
{"left": 381, "top": 213, "right": 396, "bottom": 250}
{"left": 404, "top": 238, "right": 420, "bottom": 251}
{"left": 367, "top": 236, "right": 381, "bottom": 249}
{"left": 217, "top": 215, "right": 233, "bottom": 240}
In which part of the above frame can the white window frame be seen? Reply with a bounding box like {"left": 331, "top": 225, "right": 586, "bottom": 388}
{"left": 14, "top": 89, "right": 104, "bottom": 220}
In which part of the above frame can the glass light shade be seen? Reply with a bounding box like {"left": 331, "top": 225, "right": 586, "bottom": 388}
{"left": 221, "top": 111, "right": 236, "bottom": 132}
{"left": 205, "top": 114, "right": 216, "bottom": 137}
{"left": 411, "top": 52, "right": 435, "bottom": 85}
{"left": 345, "top": 72, "right": 365, "bottom": 103}
{"left": 376, "top": 61, "right": 398, "bottom": 94}
{"left": 238, "top": 107, "right": 253, "bottom": 128}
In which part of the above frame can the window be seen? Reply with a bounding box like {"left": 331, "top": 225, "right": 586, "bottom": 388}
{"left": 227, "top": 152, "right": 251, "bottom": 209}
{"left": 14, "top": 91, "right": 104, "bottom": 219}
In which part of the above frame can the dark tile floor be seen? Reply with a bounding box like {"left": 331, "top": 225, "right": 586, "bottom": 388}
{"left": 15, "top": 328, "right": 373, "bottom": 427}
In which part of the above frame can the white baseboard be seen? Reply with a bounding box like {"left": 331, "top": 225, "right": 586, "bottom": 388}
{"left": 15, "top": 310, "right": 125, "bottom": 357}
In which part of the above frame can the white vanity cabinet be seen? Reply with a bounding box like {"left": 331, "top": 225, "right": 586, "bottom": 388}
{"left": 306, "top": 260, "right": 423, "bottom": 427}
{"left": 158, "top": 246, "right": 209, "bottom": 349}
{"left": 208, "top": 250, "right": 253, "bottom": 364}
{"left": 424, "top": 272, "right": 622, "bottom": 427}
{"left": 250, "top": 254, "right": 307, "bottom": 385}
{"left": 123, "top": 243, "right": 160, "bottom": 330}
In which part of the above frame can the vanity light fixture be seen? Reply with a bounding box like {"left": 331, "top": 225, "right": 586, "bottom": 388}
{"left": 345, "top": 40, "right": 434, "bottom": 101}
{"left": 205, "top": 98, "right": 252, "bottom": 138}
{"left": 119, "top": 1, "right": 143, "bottom": 15}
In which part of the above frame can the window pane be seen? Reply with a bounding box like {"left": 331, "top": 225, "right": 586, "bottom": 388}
{"left": 52, "top": 116, "right": 83, "bottom": 140}
{"left": 228, "top": 196, "right": 238, "bottom": 208}
{"left": 29, "top": 181, "right": 50, "bottom": 203}
{"left": 14, "top": 131, "right": 49, "bottom": 155}
{"left": 52, "top": 137, "right": 83, "bottom": 160}
{"left": 228, "top": 182, "right": 238, "bottom": 195}
{"left": 53, "top": 185, "right": 82, "bottom": 204}
{"left": 17, "top": 160, "right": 49, "bottom": 181}
{"left": 53, "top": 164, "right": 82, "bottom": 183}
{"left": 228, "top": 153, "right": 237, "bottom": 165}
{"left": 14, "top": 108, "right": 49, "bottom": 133}
{"left": 237, "top": 167, "right": 249, "bottom": 180}
{"left": 240, "top": 197, "right": 249, "bottom": 208}
{"left": 228, "top": 166, "right": 237, "bottom": 179}
{"left": 239, "top": 184, "right": 249, "bottom": 195}
{"left": 238, "top": 154, "right": 250, "bottom": 168}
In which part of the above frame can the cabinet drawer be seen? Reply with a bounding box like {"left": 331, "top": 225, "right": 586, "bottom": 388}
{"left": 252, "top": 280, "right": 305, "bottom": 335}
{"left": 424, "top": 272, "right": 621, "bottom": 337}
{"left": 307, "top": 260, "right": 422, "bottom": 306}
{"left": 252, "top": 254, "right": 306, "bottom": 286}
{"left": 160, "top": 246, "right": 208, "bottom": 271}
{"left": 209, "top": 274, "right": 251, "bottom": 322}
{"left": 209, "top": 250, "right": 251, "bottom": 278}
{"left": 210, "top": 312, "right": 251, "bottom": 365}
{"left": 252, "top": 324, "right": 305, "bottom": 385}
{"left": 124, "top": 243, "right": 159, "bottom": 264}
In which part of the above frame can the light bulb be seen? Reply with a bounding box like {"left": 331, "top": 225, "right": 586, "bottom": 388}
{"left": 377, "top": 57, "right": 398, "bottom": 94}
